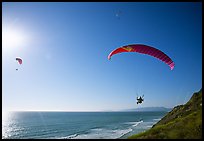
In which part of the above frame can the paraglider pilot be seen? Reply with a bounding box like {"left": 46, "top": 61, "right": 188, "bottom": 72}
{"left": 136, "top": 95, "right": 144, "bottom": 104}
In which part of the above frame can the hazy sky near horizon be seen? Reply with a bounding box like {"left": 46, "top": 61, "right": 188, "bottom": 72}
{"left": 2, "top": 2, "right": 202, "bottom": 111}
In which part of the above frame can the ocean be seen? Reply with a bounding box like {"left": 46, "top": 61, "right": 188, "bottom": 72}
{"left": 2, "top": 111, "right": 167, "bottom": 139}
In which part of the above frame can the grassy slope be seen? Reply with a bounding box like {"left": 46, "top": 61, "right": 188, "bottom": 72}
{"left": 128, "top": 89, "right": 202, "bottom": 139}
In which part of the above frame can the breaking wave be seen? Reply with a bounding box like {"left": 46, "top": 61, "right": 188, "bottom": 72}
{"left": 63, "top": 128, "right": 133, "bottom": 139}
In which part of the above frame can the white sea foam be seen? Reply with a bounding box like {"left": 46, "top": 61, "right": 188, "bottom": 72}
{"left": 125, "top": 120, "right": 143, "bottom": 127}
{"left": 153, "top": 118, "right": 161, "bottom": 121}
{"left": 66, "top": 134, "right": 78, "bottom": 139}
{"left": 65, "top": 128, "right": 133, "bottom": 139}
{"left": 132, "top": 121, "right": 143, "bottom": 127}
{"left": 59, "top": 134, "right": 78, "bottom": 139}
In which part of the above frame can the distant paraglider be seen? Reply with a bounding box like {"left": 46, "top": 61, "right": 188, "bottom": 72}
{"left": 115, "top": 10, "right": 122, "bottom": 19}
{"left": 16, "top": 57, "right": 22, "bottom": 64}
{"left": 16, "top": 57, "right": 22, "bottom": 70}
{"left": 108, "top": 44, "right": 175, "bottom": 70}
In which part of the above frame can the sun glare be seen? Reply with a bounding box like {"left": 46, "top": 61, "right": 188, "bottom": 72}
{"left": 2, "top": 26, "right": 28, "bottom": 51}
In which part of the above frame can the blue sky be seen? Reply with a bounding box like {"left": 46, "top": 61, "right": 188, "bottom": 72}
{"left": 2, "top": 2, "right": 202, "bottom": 111}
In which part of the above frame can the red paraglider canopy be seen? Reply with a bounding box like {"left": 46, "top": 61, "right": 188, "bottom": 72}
{"left": 108, "top": 44, "right": 175, "bottom": 70}
{"left": 16, "top": 57, "right": 22, "bottom": 65}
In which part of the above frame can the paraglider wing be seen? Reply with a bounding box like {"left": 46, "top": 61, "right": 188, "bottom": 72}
{"left": 108, "top": 44, "right": 175, "bottom": 70}
{"left": 16, "top": 57, "right": 22, "bottom": 65}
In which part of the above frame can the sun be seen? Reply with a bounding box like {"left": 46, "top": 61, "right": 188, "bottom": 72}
{"left": 2, "top": 26, "right": 28, "bottom": 52}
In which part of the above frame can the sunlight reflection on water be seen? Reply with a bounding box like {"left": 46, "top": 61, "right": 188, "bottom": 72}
{"left": 2, "top": 112, "right": 16, "bottom": 139}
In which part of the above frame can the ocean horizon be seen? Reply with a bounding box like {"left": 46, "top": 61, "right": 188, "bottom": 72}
{"left": 2, "top": 111, "right": 167, "bottom": 139}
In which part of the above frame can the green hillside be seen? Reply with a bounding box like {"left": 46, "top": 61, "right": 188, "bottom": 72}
{"left": 128, "top": 89, "right": 202, "bottom": 139}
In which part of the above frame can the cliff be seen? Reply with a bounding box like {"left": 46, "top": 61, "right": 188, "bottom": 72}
{"left": 128, "top": 89, "right": 202, "bottom": 139}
